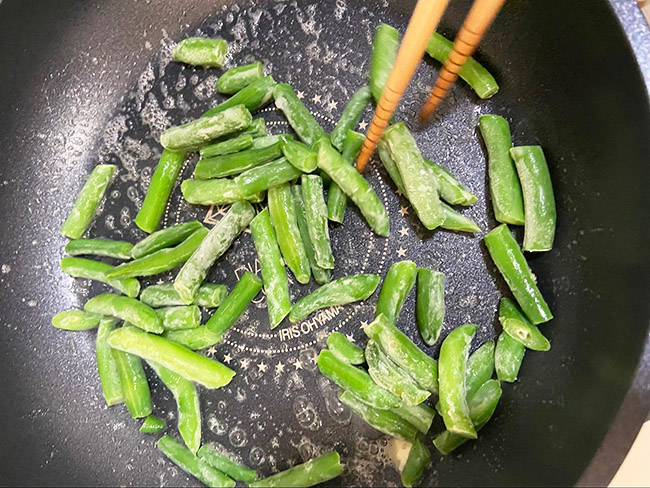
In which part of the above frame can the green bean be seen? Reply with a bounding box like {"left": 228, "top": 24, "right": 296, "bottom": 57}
{"left": 140, "top": 283, "right": 227, "bottom": 308}
{"left": 194, "top": 143, "right": 282, "bottom": 179}
{"left": 438, "top": 324, "right": 478, "bottom": 438}
{"left": 60, "top": 257, "right": 140, "bottom": 298}
{"left": 108, "top": 227, "right": 209, "bottom": 279}
{"left": 65, "top": 238, "right": 133, "bottom": 260}
{"left": 163, "top": 325, "right": 221, "bottom": 351}
{"left": 466, "top": 340, "right": 496, "bottom": 398}
{"left": 499, "top": 298, "right": 550, "bottom": 351}
{"left": 250, "top": 134, "right": 292, "bottom": 150}
{"left": 327, "top": 130, "right": 365, "bottom": 223}
{"left": 300, "top": 175, "right": 334, "bottom": 269}
{"left": 60, "top": 164, "right": 115, "bottom": 239}
{"left": 172, "top": 37, "right": 227, "bottom": 67}
{"left": 326, "top": 332, "right": 364, "bottom": 365}
{"left": 158, "top": 435, "right": 236, "bottom": 488}
{"left": 416, "top": 268, "right": 445, "bottom": 346}
{"left": 510, "top": 146, "right": 556, "bottom": 251}
{"left": 382, "top": 123, "right": 444, "bottom": 230}
{"left": 433, "top": 379, "right": 502, "bottom": 455}
{"left": 250, "top": 209, "right": 291, "bottom": 329}
{"left": 156, "top": 306, "right": 201, "bottom": 330}
{"left": 478, "top": 115, "right": 524, "bottom": 224}
{"left": 290, "top": 274, "right": 380, "bottom": 322}
{"left": 85, "top": 293, "right": 163, "bottom": 333}
{"left": 377, "top": 138, "right": 407, "bottom": 194}
{"left": 149, "top": 361, "right": 201, "bottom": 454}
{"left": 199, "top": 119, "right": 267, "bottom": 158}
{"left": 131, "top": 221, "right": 204, "bottom": 258}
{"left": 181, "top": 178, "right": 264, "bottom": 206}
{"left": 317, "top": 350, "right": 400, "bottom": 409}
{"left": 495, "top": 331, "right": 525, "bottom": 382}
{"left": 365, "top": 340, "right": 430, "bottom": 407}
{"left": 202, "top": 76, "right": 276, "bottom": 118}
{"left": 292, "top": 185, "right": 331, "bottom": 284}
{"left": 206, "top": 271, "right": 262, "bottom": 336}
{"left": 249, "top": 451, "right": 343, "bottom": 488}
{"left": 440, "top": 202, "right": 481, "bottom": 233}
{"left": 108, "top": 326, "right": 235, "bottom": 388}
{"left": 426, "top": 32, "right": 499, "bottom": 99}
{"left": 364, "top": 314, "right": 438, "bottom": 393}
{"left": 198, "top": 445, "right": 258, "bottom": 483}
{"left": 273, "top": 83, "right": 326, "bottom": 145}
{"left": 331, "top": 86, "right": 372, "bottom": 151}
{"left": 161, "top": 105, "right": 252, "bottom": 151}
{"left": 174, "top": 201, "right": 255, "bottom": 304}
{"left": 52, "top": 310, "right": 101, "bottom": 331}
{"left": 338, "top": 390, "right": 417, "bottom": 442}
{"left": 316, "top": 137, "right": 389, "bottom": 236}
{"left": 376, "top": 260, "right": 417, "bottom": 324}
{"left": 483, "top": 224, "right": 553, "bottom": 324}
{"left": 197, "top": 134, "right": 254, "bottom": 158}
{"left": 401, "top": 437, "right": 431, "bottom": 488}
{"left": 96, "top": 317, "right": 124, "bottom": 406}
{"left": 391, "top": 403, "right": 435, "bottom": 435}
{"left": 217, "top": 61, "right": 264, "bottom": 94}
{"left": 112, "top": 349, "right": 151, "bottom": 418}
{"left": 140, "top": 415, "right": 165, "bottom": 433}
{"left": 135, "top": 149, "right": 186, "bottom": 233}
{"left": 234, "top": 158, "right": 302, "bottom": 197}
{"left": 370, "top": 24, "right": 400, "bottom": 103}
{"left": 280, "top": 138, "right": 317, "bottom": 173}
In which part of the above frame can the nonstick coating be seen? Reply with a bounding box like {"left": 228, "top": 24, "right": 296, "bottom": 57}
{"left": 1, "top": 0, "right": 650, "bottom": 486}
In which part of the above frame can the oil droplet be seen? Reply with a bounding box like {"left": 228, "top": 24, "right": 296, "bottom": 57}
{"left": 229, "top": 426, "right": 247, "bottom": 447}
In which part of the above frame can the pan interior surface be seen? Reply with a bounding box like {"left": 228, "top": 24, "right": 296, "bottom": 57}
{"left": 0, "top": 0, "right": 649, "bottom": 486}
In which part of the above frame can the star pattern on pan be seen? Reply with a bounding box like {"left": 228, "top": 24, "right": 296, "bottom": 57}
{"left": 358, "top": 121, "right": 368, "bottom": 130}
{"left": 296, "top": 90, "right": 305, "bottom": 99}
{"left": 400, "top": 206, "right": 409, "bottom": 216}
{"left": 327, "top": 100, "right": 338, "bottom": 110}
{"left": 397, "top": 247, "right": 407, "bottom": 257}
{"left": 311, "top": 94, "right": 322, "bottom": 104}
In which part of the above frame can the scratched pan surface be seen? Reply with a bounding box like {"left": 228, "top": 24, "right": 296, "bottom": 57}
{"left": 1, "top": 0, "right": 650, "bottom": 486}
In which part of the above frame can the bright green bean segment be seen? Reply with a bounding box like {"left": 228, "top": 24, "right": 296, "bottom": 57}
{"left": 163, "top": 326, "right": 222, "bottom": 351}
{"left": 280, "top": 138, "right": 317, "bottom": 173}
{"left": 495, "top": 331, "right": 526, "bottom": 382}
{"left": 441, "top": 202, "right": 481, "bottom": 233}
{"left": 206, "top": 271, "right": 262, "bottom": 336}
{"left": 140, "top": 283, "right": 227, "bottom": 308}
{"left": 416, "top": 268, "right": 445, "bottom": 346}
{"left": 194, "top": 142, "right": 282, "bottom": 179}
{"left": 234, "top": 158, "right": 302, "bottom": 197}
{"left": 52, "top": 310, "right": 101, "bottom": 331}
{"left": 197, "top": 134, "right": 253, "bottom": 158}
{"left": 131, "top": 221, "right": 204, "bottom": 258}
{"left": 96, "top": 317, "right": 124, "bottom": 406}
{"left": 250, "top": 134, "right": 292, "bottom": 149}
{"left": 376, "top": 260, "right": 417, "bottom": 324}
{"left": 61, "top": 257, "right": 141, "bottom": 298}
{"left": 292, "top": 185, "right": 331, "bottom": 284}
{"left": 499, "top": 298, "right": 550, "bottom": 351}
{"left": 198, "top": 445, "right": 258, "bottom": 483}
{"left": 370, "top": 24, "right": 400, "bottom": 103}
{"left": 217, "top": 61, "right": 264, "bottom": 94}
{"left": 331, "top": 86, "right": 372, "bottom": 151}
{"left": 85, "top": 293, "right": 163, "bottom": 334}
{"left": 249, "top": 451, "right": 343, "bottom": 488}
{"left": 203, "top": 76, "right": 276, "bottom": 118}
{"left": 156, "top": 305, "right": 201, "bottom": 331}
{"left": 140, "top": 415, "right": 165, "bottom": 433}
{"left": 273, "top": 83, "right": 326, "bottom": 145}
{"left": 181, "top": 178, "right": 264, "bottom": 206}
{"left": 172, "top": 37, "right": 227, "bottom": 67}
{"left": 301, "top": 175, "right": 334, "bottom": 269}
{"left": 426, "top": 159, "right": 478, "bottom": 206}
{"left": 327, "top": 130, "right": 365, "bottom": 223}
{"left": 392, "top": 403, "right": 436, "bottom": 435}
{"left": 199, "top": 120, "right": 267, "bottom": 158}
{"left": 466, "top": 340, "right": 496, "bottom": 398}
{"left": 65, "top": 238, "right": 133, "bottom": 260}
{"left": 112, "top": 349, "right": 152, "bottom": 419}
{"left": 326, "top": 332, "right": 364, "bottom": 365}
{"left": 401, "top": 438, "right": 431, "bottom": 488}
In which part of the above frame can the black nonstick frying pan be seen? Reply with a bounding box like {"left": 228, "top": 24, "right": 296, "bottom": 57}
{"left": 1, "top": 0, "right": 650, "bottom": 486}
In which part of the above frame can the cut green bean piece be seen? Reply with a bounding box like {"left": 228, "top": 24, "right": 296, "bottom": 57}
{"left": 163, "top": 324, "right": 221, "bottom": 350}
{"left": 65, "top": 238, "right": 133, "bottom": 260}
{"left": 198, "top": 445, "right": 258, "bottom": 483}
{"left": 206, "top": 271, "right": 262, "bottom": 336}
{"left": 96, "top": 317, "right": 124, "bottom": 406}
{"left": 250, "top": 209, "right": 291, "bottom": 329}
{"left": 478, "top": 115, "right": 524, "bottom": 224}
{"left": 174, "top": 202, "right": 255, "bottom": 304}
{"left": 376, "top": 260, "right": 417, "bottom": 324}
{"left": 60, "top": 164, "right": 115, "bottom": 239}
{"left": 316, "top": 137, "right": 389, "bottom": 236}
{"left": 52, "top": 310, "right": 101, "bottom": 331}
{"left": 401, "top": 437, "right": 431, "bottom": 488}
{"left": 495, "top": 331, "right": 525, "bottom": 382}
{"left": 161, "top": 105, "right": 252, "bottom": 151}
{"left": 131, "top": 221, "right": 204, "bottom": 258}
{"left": 331, "top": 86, "right": 372, "bottom": 151}
{"left": 113, "top": 349, "right": 151, "bottom": 419}
{"left": 327, "top": 130, "right": 365, "bottom": 223}
{"left": 268, "top": 184, "right": 310, "bottom": 284}
{"left": 280, "top": 138, "right": 317, "bottom": 173}
{"left": 197, "top": 134, "right": 254, "bottom": 158}
{"left": 250, "top": 133, "right": 292, "bottom": 149}
{"left": 85, "top": 293, "right": 163, "bottom": 333}
{"left": 273, "top": 83, "right": 326, "bottom": 146}
{"left": 61, "top": 257, "right": 140, "bottom": 298}
{"left": 156, "top": 306, "right": 201, "bottom": 331}
{"left": 426, "top": 159, "right": 478, "bottom": 206}
{"left": 290, "top": 274, "right": 380, "bottom": 322}
{"left": 301, "top": 175, "right": 334, "bottom": 269}
{"left": 426, "top": 32, "right": 499, "bottom": 99}
{"left": 326, "top": 332, "right": 364, "bottom": 365}
{"left": 249, "top": 451, "right": 343, "bottom": 488}
{"left": 194, "top": 143, "right": 282, "bottom": 179}
{"left": 392, "top": 403, "right": 436, "bottom": 435}
{"left": 441, "top": 202, "right": 481, "bottom": 233}
{"left": 199, "top": 120, "right": 267, "bottom": 158}
{"left": 318, "top": 350, "right": 400, "bottom": 409}
{"left": 370, "top": 24, "right": 400, "bottom": 103}
{"left": 499, "top": 298, "right": 550, "bottom": 351}
{"left": 234, "top": 158, "right": 302, "bottom": 197}
{"left": 158, "top": 435, "right": 236, "bottom": 488}
{"left": 203, "top": 76, "right": 276, "bottom": 118}
{"left": 141, "top": 283, "right": 227, "bottom": 308}
{"left": 466, "top": 340, "right": 496, "bottom": 398}
{"left": 365, "top": 340, "right": 430, "bottom": 407}
{"left": 109, "top": 227, "right": 209, "bottom": 279}
{"left": 217, "top": 61, "right": 264, "bottom": 94}
{"left": 172, "top": 37, "right": 227, "bottom": 67}
{"left": 292, "top": 185, "right": 331, "bottom": 284}
{"left": 364, "top": 314, "right": 438, "bottom": 393}
{"left": 135, "top": 149, "right": 186, "bottom": 233}
{"left": 182, "top": 178, "right": 264, "bottom": 206}
{"left": 510, "top": 146, "right": 556, "bottom": 251}
{"left": 416, "top": 268, "right": 445, "bottom": 346}
{"left": 484, "top": 224, "right": 553, "bottom": 324}
{"left": 339, "top": 390, "right": 417, "bottom": 442}
{"left": 108, "top": 326, "right": 235, "bottom": 389}
{"left": 140, "top": 415, "right": 165, "bottom": 433}
{"left": 149, "top": 361, "right": 201, "bottom": 454}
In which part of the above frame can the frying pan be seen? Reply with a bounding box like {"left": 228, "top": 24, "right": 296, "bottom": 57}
{"left": 1, "top": 0, "right": 650, "bottom": 486}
